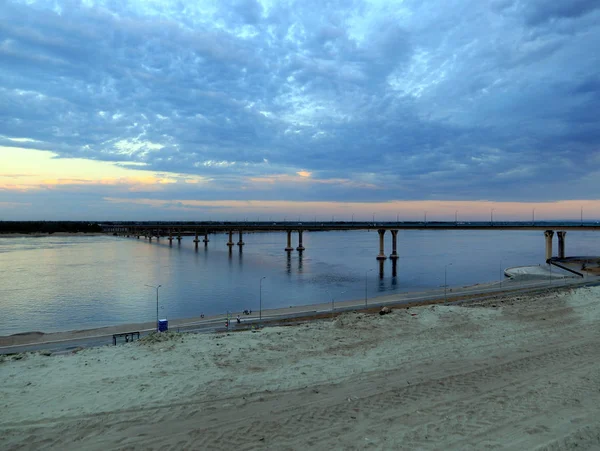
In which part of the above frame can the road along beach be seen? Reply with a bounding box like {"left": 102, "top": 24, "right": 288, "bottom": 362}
{"left": 2, "top": 285, "right": 600, "bottom": 450}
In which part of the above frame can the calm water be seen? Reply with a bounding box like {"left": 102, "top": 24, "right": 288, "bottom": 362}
{"left": 1, "top": 230, "right": 598, "bottom": 334}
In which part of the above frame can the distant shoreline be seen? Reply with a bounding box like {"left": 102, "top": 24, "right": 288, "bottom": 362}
{"left": 0, "top": 232, "right": 108, "bottom": 238}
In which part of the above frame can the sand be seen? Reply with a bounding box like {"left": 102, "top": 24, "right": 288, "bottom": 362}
{"left": 2, "top": 286, "right": 600, "bottom": 450}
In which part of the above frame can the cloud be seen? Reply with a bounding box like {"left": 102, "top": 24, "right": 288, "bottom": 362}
{"left": 0, "top": 0, "right": 599, "bottom": 218}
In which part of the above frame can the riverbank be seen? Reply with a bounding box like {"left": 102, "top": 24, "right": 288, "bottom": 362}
{"left": 3, "top": 285, "right": 600, "bottom": 449}
{"left": 2, "top": 274, "right": 594, "bottom": 349}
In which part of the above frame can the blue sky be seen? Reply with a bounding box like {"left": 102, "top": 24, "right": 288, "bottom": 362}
{"left": 1, "top": 0, "right": 599, "bottom": 220}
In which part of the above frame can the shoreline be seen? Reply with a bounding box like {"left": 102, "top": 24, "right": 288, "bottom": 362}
{"left": 2, "top": 274, "right": 597, "bottom": 349}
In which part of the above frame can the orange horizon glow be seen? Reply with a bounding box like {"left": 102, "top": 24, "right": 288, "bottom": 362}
{"left": 2, "top": 145, "right": 600, "bottom": 220}
{"left": 103, "top": 197, "right": 600, "bottom": 221}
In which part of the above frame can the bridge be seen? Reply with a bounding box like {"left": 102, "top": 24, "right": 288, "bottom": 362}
{"left": 103, "top": 221, "right": 600, "bottom": 264}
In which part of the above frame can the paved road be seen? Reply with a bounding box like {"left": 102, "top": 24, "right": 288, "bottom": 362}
{"left": 2, "top": 275, "right": 598, "bottom": 356}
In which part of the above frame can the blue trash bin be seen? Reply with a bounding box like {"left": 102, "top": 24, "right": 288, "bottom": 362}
{"left": 158, "top": 319, "right": 168, "bottom": 332}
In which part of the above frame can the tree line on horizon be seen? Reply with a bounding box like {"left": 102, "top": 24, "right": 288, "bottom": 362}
{"left": 0, "top": 221, "right": 103, "bottom": 234}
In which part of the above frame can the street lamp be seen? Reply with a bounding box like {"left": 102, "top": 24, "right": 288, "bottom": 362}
{"left": 145, "top": 284, "right": 162, "bottom": 332}
{"left": 327, "top": 289, "right": 347, "bottom": 320}
{"left": 365, "top": 268, "right": 374, "bottom": 307}
{"left": 396, "top": 213, "right": 400, "bottom": 223}
{"left": 259, "top": 276, "right": 266, "bottom": 325}
{"left": 444, "top": 263, "right": 452, "bottom": 302}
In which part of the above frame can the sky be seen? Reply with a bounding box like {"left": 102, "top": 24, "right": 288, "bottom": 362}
{"left": 1, "top": 0, "right": 599, "bottom": 221}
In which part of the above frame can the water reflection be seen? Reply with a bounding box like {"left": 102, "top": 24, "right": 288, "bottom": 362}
{"left": 286, "top": 251, "right": 292, "bottom": 274}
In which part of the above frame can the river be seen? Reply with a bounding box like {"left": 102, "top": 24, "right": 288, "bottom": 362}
{"left": 1, "top": 229, "right": 598, "bottom": 334}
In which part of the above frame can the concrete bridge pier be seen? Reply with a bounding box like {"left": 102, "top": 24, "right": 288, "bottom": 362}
{"left": 148, "top": 235, "right": 152, "bottom": 242}
{"left": 296, "top": 230, "right": 305, "bottom": 251}
{"left": 377, "top": 229, "right": 387, "bottom": 260}
{"left": 285, "top": 230, "right": 294, "bottom": 251}
{"left": 177, "top": 229, "right": 182, "bottom": 243}
{"left": 193, "top": 230, "right": 200, "bottom": 249}
{"left": 392, "top": 258, "right": 398, "bottom": 278}
{"left": 203, "top": 232, "right": 210, "bottom": 245}
{"left": 378, "top": 259, "right": 385, "bottom": 278}
{"left": 168, "top": 229, "right": 173, "bottom": 246}
{"left": 389, "top": 230, "right": 399, "bottom": 259}
{"left": 544, "top": 230, "right": 554, "bottom": 262}
{"left": 237, "top": 230, "right": 245, "bottom": 247}
{"left": 557, "top": 231, "right": 567, "bottom": 259}
{"left": 227, "top": 230, "right": 235, "bottom": 248}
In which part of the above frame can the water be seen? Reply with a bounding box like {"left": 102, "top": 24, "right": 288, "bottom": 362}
{"left": 0, "top": 230, "right": 598, "bottom": 335}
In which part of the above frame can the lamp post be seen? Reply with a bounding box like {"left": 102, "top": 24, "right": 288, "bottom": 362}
{"left": 444, "top": 263, "right": 452, "bottom": 302}
{"left": 365, "top": 268, "right": 374, "bottom": 307}
{"left": 327, "top": 289, "right": 347, "bottom": 320}
{"left": 145, "top": 284, "right": 162, "bottom": 332}
{"left": 259, "top": 276, "right": 266, "bottom": 325}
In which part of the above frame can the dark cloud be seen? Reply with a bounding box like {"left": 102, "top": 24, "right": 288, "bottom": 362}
{"left": 522, "top": 0, "right": 600, "bottom": 26}
{"left": 0, "top": 0, "right": 599, "bottom": 207}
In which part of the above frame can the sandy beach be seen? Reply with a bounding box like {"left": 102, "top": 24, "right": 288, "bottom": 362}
{"left": 2, "top": 285, "right": 600, "bottom": 450}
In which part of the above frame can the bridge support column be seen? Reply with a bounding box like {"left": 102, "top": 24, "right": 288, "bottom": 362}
{"left": 557, "top": 231, "right": 567, "bottom": 259}
{"left": 203, "top": 232, "right": 209, "bottom": 245}
{"left": 544, "top": 230, "right": 554, "bottom": 262}
{"left": 149, "top": 235, "right": 152, "bottom": 242}
{"left": 237, "top": 230, "right": 245, "bottom": 247}
{"left": 377, "top": 229, "right": 387, "bottom": 260}
{"left": 296, "top": 230, "right": 305, "bottom": 251}
{"left": 193, "top": 230, "right": 200, "bottom": 249}
{"left": 168, "top": 229, "right": 173, "bottom": 246}
{"left": 177, "top": 229, "right": 182, "bottom": 243}
{"left": 389, "top": 230, "right": 399, "bottom": 259}
{"left": 227, "top": 230, "right": 234, "bottom": 247}
{"left": 285, "top": 230, "right": 294, "bottom": 251}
